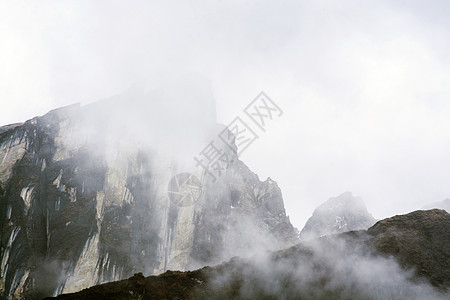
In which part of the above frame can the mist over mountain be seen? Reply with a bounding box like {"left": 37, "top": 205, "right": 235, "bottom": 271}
{"left": 0, "top": 81, "right": 449, "bottom": 300}
{"left": 299, "top": 192, "right": 376, "bottom": 240}
{"left": 1, "top": 1, "right": 450, "bottom": 299}
{"left": 46, "top": 209, "right": 450, "bottom": 300}
{"left": 0, "top": 82, "right": 297, "bottom": 299}
{"left": 2, "top": 83, "right": 449, "bottom": 299}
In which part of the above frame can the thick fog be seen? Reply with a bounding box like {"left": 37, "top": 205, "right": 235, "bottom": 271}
{"left": 1, "top": 0, "right": 450, "bottom": 229}
{"left": 206, "top": 234, "right": 449, "bottom": 299}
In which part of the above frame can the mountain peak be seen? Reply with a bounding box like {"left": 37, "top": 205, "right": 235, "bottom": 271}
{"left": 0, "top": 85, "right": 297, "bottom": 298}
{"left": 299, "top": 192, "right": 376, "bottom": 240}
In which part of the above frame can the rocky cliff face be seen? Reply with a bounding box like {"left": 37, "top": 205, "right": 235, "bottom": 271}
{"left": 299, "top": 192, "right": 376, "bottom": 240}
{"left": 46, "top": 209, "right": 450, "bottom": 300}
{"left": 0, "top": 83, "right": 297, "bottom": 299}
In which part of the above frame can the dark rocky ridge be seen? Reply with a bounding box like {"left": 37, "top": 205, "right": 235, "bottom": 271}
{"left": 47, "top": 209, "right": 450, "bottom": 300}
{"left": 0, "top": 83, "right": 298, "bottom": 298}
{"left": 300, "top": 191, "right": 377, "bottom": 240}
{"left": 367, "top": 209, "right": 450, "bottom": 288}
{"left": 423, "top": 199, "right": 450, "bottom": 213}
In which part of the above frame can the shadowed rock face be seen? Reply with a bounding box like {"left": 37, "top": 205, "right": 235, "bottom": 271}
{"left": 299, "top": 192, "right": 376, "bottom": 240}
{"left": 367, "top": 209, "right": 450, "bottom": 289}
{"left": 0, "top": 84, "right": 298, "bottom": 299}
{"left": 46, "top": 209, "right": 450, "bottom": 300}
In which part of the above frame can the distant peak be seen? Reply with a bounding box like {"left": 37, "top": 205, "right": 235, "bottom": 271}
{"left": 300, "top": 192, "right": 376, "bottom": 240}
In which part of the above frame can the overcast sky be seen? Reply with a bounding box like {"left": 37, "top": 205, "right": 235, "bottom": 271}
{"left": 1, "top": 0, "right": 450, "bottom": 229}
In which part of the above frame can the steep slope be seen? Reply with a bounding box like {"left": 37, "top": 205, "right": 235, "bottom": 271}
{"left": 47, "top": 209, "right": 450, "bottom": 300}
{"left": 0, "top": 82, "right": 297, "bottom": 298}
{"left": 367, "top": 209, "right": 450, "bottom": 288}
{"left": 299, "top": 191, "right": 376, "bottom": 240}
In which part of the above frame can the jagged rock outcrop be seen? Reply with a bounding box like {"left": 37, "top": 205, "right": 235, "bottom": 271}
{"left": 299, "top": 192, "right": 376, "bottom": 240}
{"left": 46, "top": 209, "right": 450, "bottom": 300}
{"left": 0, "top": 81, "right": 297, "bottom": 298}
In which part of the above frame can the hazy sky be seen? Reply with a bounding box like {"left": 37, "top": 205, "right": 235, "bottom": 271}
{"left": 1, "top": 0, "right": 450, "bottom": 229}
